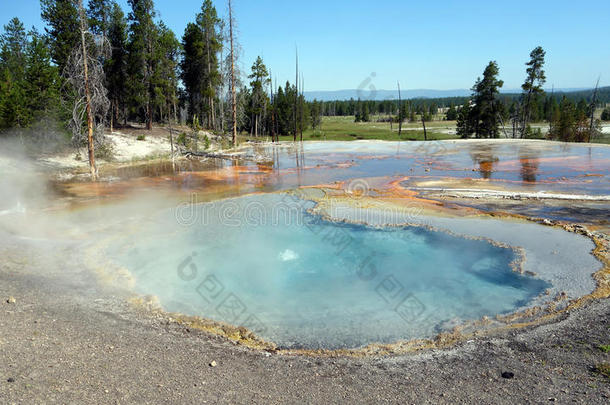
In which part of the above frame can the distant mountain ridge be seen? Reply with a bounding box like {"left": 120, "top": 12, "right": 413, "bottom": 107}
{"left": 303, "top": 87, "right": 592, "bottom": 101}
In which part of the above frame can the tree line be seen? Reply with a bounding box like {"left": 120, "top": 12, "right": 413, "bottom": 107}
{"left": 0, "top": 0, "right": 314, "bottom": 146}
{"left": 312, "top": 86, "right": 609, "bottom": 134}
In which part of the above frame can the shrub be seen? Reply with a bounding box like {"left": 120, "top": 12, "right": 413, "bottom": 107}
{"left": 524, "top": 125, "right": 543, "bottom": 139}
{"left": 96, "top": 142, "right": 115, "bottom": 161}
{"left": 593, "top": 362, "right": 610, "bottom": 379}
{"left": 176, "top": 132, "right": 187, "bottom": 146}
{"left": 310, "top": 130, "right": 322, "bottom": 138}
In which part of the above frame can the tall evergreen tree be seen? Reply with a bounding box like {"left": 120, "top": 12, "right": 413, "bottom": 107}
{"left": 106, "top": 2, "right": 128, "bottom": 129}
{"left": 445, "top": 104, "right": 458, "bottom": 120}
{"left": 180, "top": 1, "right": 222, "bottom": 130}
{"left": 273, "top": 81, "right": 301, "bottom": 136}
{"left": 310, "top": 99, "right": 322, "bottom": 130}
{"left": 126, "top": 0, "right": 157, "bottom": 130}
{"left": 228, "top": 0, "right": 237, "bottom": 144}
{"left": 197, "top": 0, "right": 222, "bottom": 130}
{"left": 87, "top": 0, "right": 113, "bottom": 38}
{"left": 0, "top": 17, "right": 29, "bottom": 128}
{"left": 456, "top": 102, "right": 473, "bottom": 138}
{"left": 1, "top": 19, "right": 61, "bottom": 130}
{"left": 248, "top": 55, "right": 270, "bottom": 136}
{"left": 520, "top": 46, "right": 546, "bottom": 137}
{"left": 153, "top": 22, "right": 179, "bottom": 124}
{"left": 40, "top": 0, "right": 81, "bottom": 73}
{"left": 181, "top": 22, "right": 205, "bottom": 124}
{"left": 0, "top": 17, "right": 27, "bottom": 76}
{"left": 546, "top": 96, "right": 595, "bottom": 143}
{"left": 23, "top": 28, "right": 60, "bottom": 124}
{"left": 471, "top": 61, "right": 504, "bottom": 138}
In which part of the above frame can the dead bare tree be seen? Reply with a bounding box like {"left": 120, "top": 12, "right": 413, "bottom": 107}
{"left": 300, "top": 72, "right": 304, "bottom": 142}
{"left": 64, "top": 0, "right": 110, "bottom": 181}
{"left": 228, "top": 0, "right": 237, "bottom": 146}
{"left": 168, "top": 115, "right": 175, "bottom": 171}
{"left": 294, "top": 47, "right": 298, "bottom": 142}
{"left": 270, "top": 70, "right": 276, "bottom": 142}
{"left": 219, "top": 35, "right": 225, "bottom": 134}
{"left": 421, "top": 113, "right": 427, "bottom": 141}
{"left": 497, "top": 112, "right": 510, "bottom": 139}
{"left": 397, "top": 81, "right": 402, "bottom": 138}
{"left": 589, "top": 77, "right": 601, "bottom": 139}
{"left": 549, "top": 85, "right": 554, "bottom": 135}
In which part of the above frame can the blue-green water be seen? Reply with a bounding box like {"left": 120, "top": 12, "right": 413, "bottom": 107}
{"left": 107, "top": 194, "right": 549, "bottom": 349}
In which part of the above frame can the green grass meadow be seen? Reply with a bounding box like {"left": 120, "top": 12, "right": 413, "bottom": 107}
{"left": 238, "top": 114, "right": 610, "bottom": 144}
{"left": 242, "top": 115, "right": 459, "bottom": 142}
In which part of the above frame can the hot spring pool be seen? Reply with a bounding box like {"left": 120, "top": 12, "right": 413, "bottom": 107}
{"left": 105, "top": 193, "right": 555, "bottom": 349}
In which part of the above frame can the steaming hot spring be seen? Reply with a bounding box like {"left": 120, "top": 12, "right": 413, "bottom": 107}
{"left": 1, "top": 140, "right": 607, "bottom": 350}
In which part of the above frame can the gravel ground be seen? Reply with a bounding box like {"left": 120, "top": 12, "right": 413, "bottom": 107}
{"left": 1, "top": 241, "right": 609, "bottom": 404}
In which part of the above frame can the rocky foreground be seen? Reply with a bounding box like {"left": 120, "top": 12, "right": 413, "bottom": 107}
{"left": 1, "top": 249, "right": 609, "bottom": 404}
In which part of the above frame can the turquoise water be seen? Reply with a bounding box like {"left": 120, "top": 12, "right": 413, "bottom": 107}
{"left": 107, "top": 194, "right": 549, "bottom": 349}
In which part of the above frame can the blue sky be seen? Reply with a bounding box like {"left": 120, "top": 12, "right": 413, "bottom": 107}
{"left": 2, "top": 0, "right": 609, "bottom": 91}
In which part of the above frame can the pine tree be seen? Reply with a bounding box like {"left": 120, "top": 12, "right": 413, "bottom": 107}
{"left": 0, "top": 19, "right": 61, "bottom": 130}
{"left": 354, "top": 98, "right": 362, "bottom": 122}
{"left": 181, "top": 22, "right": 205, "bottom": 124}
{"left": 87, "top": 0, "right": 113, "bottom": 38}
{"left": 456, "top": 102, "right": 472, "bottom": 138}
{"left": 553, "top": 96, "right": 576, "bottom": 141}
{"left": 228, "top": 0, "right": 237, "bottom": 144}
{"left": 197, "top": 0, "right": 222, "bottom": 130}
{"left": 446, "top": 104, "right": 458, "bottom": 120}
{"left": 106, "top": 2, "right": 128, "bottom": 129}
{"left": 40, "top": 0, "right": 81, "bottom": 73}
{"left": 181, "top": 1, "right": 222, "bottom": 130}
{"left": 0, "top": 17, "right": 27, "bottom": 75}
{"left": 520, "top": 46, "right": 546, "bottom": 137}
{"left": 548, "top": 96, "right": 592, "bottom": 142}
{"left": 362, "top": 103, "right": 370, "bottom": 122}
{"left": 274, "top": 81, "right": 299, "bottom": 136}
{"left": 310, "top": 99, "right": 322, "bottom": 130}
{"left": 248, "top": 56, "right": 270, "bottom": 136}
{"left": 126, "top": 0, "right": 157, "bottom": 130}
{"left": 0, "top": 18, "right": 29, "bottom": 128}
{"left": 274, "top": 85, "right": 291, "bottom": 135}
{"left": 153, "top": 22, "right": 179, "bottom": 124}
{"left": 471, "top": 61, "right": 504, "bottom": 138}
{"left": 23, "top": 29, "right": 60, "bottom": 124}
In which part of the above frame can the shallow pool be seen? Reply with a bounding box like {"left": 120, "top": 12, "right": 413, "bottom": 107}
{"left": 106, "top": 194, "right": 550, "bottom": 349}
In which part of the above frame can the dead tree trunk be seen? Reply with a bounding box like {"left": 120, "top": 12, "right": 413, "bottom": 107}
{"left": 294, "top": 49, "right": 298, "bottom": 142}
{"left": 78, "top": 0, "right": 96, "bottom": 181}
{"left": 548, "top": 85, "right": 554, "bottom": 136}
{"left": 219, "top": 44, "right": 225, "bottom": 133}
{"left": 110, "top": 99, "right": 114, "bottom": 133}
{"left": 299, "top": 74, "right": 305, "bottom": 142}
{"left": 168, "top": 104, "right": 175, "bottom": 171}
{"left": 397, "top": 81, "right": 402, "bottom": 138}
{"left": 521, "top": 93, "right": 531, "bottom": 138}
{"left": 421, "top": 115, "right": 427, "bottom": 141}
{"left": 590, "top": 78, "right": 600, "bottom": 138}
